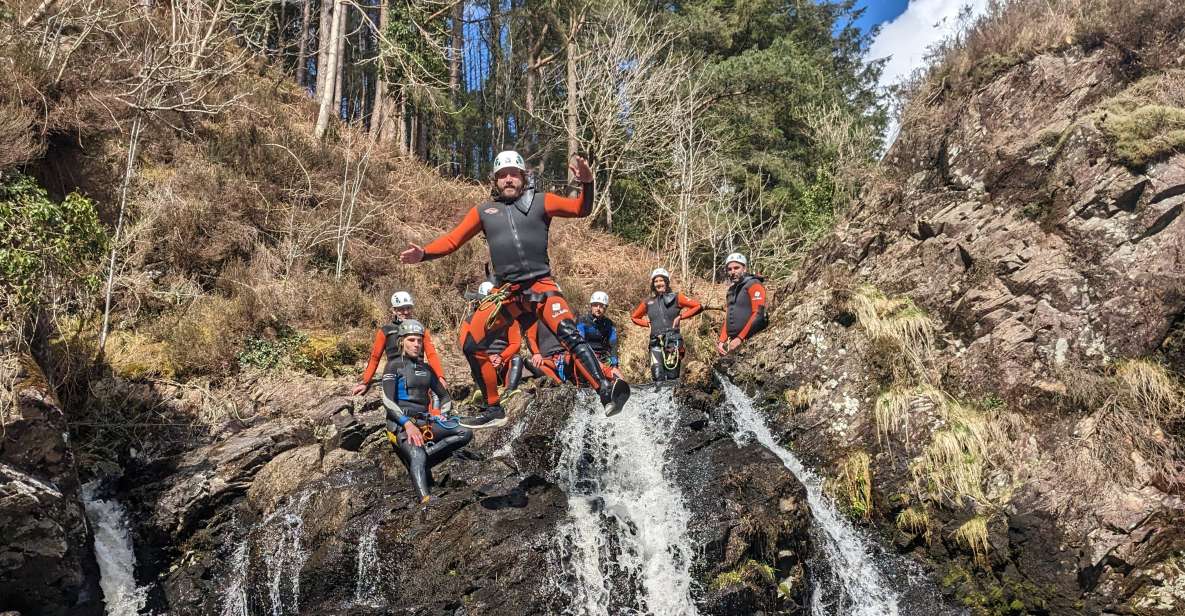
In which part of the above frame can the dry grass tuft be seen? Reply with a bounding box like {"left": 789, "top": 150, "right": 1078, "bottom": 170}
{"left": 895, "top": 506, "right": 932, "bottom": 543}
{"left": 874, "top": 384, "right": 948, "bottom": 448}
{"left": 912, "top": 402, "right": 999, "bottom": 507}
{"left": 849, "top": 286, "right": 937, "bottom": 380}
{"left": 838, "top": 451, "right": 873, "bottom": 521}
{"left": 953, "top": 515, "right": 992, "bottom": 567}
{"left": 1069, "top": 358, "right": 1185, "bottom": 489}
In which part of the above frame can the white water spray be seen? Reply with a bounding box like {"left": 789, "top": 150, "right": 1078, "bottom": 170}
{"left": 552, "top": 387, "right": 699, "bottom": 616}
{"left": 220, "top": 542, "right": 250, "bottom": 616}
{"left": 353, "top": 521, "right": 384, "bottom": 607}
{"left": 81, "top": 481, "right": 149, "bottom": 616}
{"left": 719, "top": 377, "right": 900, "bottom": 616}
{"left": 261, "top": 491, "right": 312, "bottom": 616}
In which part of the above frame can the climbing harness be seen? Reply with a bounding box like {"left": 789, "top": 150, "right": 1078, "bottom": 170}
{"left": 477, "top": 284, "right": 513, "bottom": 330}
{"left": 659, "top": 332, "right": 682, "bottom": 370}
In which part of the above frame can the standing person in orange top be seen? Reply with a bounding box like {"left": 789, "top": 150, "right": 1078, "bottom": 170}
{"left": 399, "top": 150, "right": 630, "bottom": 428}
{"left": 717, "top": 253, "right": 768, "bottom": 356}
{"left": 630, "top": 268, "right": 703, "bottom": 381}
{"left": 459, "top": 281, "right": 526, "bottom": 396}
{"left": 352, "top": 291, "right": 449, "bottom": 398}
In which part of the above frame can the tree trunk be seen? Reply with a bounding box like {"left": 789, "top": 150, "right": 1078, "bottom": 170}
{"left": 371, "top": 0, "right": 388, "bottom": 139}
{"left": 417, "top": 112, "right": 429, "bottom": 160}
{"left": 449, "top": 0, "right": 463, "bottom": 174}
{"left": 314, "top": 0, "right": 344, "bottom": 138}
{"left": 333, "top": 5, "right": 347, "bottom": 118}
{"left": 296, "top": 0, "right": 312, "bottom": 89}
{"left": 565, "top": 16, "right": 579, "bottom": 184}
{"left": 396, "top": 90, "right": 407, "bottom": 155}
{"left": 316, "top": 0, "right": 333, "bottom": 95}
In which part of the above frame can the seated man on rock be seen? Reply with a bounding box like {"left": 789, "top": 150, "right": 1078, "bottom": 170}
{"left": 380, "top": 319, "right": 472, "bottom": 505}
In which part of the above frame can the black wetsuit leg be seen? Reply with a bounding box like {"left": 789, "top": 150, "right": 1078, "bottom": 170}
{"left": 390, "top": 419, "right": 431, "bottom": 499}
{"left": 424, "top": 420, "right": 473, "bottom": 468}
{"left": 390, "top": 418, "right": 473, "bottom": 499}
{"left": 649, "top": 342, "right": 664, "bottom": 381}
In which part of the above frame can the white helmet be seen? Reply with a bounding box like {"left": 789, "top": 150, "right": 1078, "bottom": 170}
{"left": 492, "top": 150, "right": 527, "bottom": 174}
{"left": 724, "top": 252, "right": 747, "bottom": 267}
{"left": 478, "top": 281, "right": 495, "bottom": 296}
{"left": 650, "top": 268, "right": 670, "bottom": 282}
{"left": 590, "top": 291, "right": 609, "bottom": 306}
{"left": 390, "top": 291, "right": 414, "bottom": 308}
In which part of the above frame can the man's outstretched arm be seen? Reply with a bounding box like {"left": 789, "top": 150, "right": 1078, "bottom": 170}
{"left": 400, "top": 207, "right": 482, "bottom": 263}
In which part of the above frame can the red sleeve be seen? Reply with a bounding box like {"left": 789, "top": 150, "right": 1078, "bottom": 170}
{"left": 525, "top": 320, "right": 542, "bottom": 354}
{"left": 542, "top": 183, "right": 594, "bottom": 218}
{"left": 501, "top": 322, "right": 522, "bottom": 362}
{"left": 630, "top": 300, "right": 650, "bottom": 327}
{"left": 422, "top": 207, "right": 482, "bottom": 260}
{"left": 359, "top": 329, "right": 385, "bottom": 384}
{"left": 677, "top": 293, "right": 703, "bottom": 319}
{"left": 422, "top": 330, "right": 445, "bottom": 381}
{"left": 719, "top": 314, "right": 729, "bottom": 343}
{"left": 736, "top": 283, "right": 767, "bottom": 340}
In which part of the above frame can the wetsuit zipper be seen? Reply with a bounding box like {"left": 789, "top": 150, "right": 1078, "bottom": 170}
{"left": 504, "top": 201, "right": 529, "bottom": 279}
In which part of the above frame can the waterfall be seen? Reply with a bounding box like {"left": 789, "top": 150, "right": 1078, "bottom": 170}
{"left": 719, "top": 376, "right": 901, "bottom": 616}
{"left": 352, "top": 521, "right": 384, "bottom": 607}
{"left": 552, "top": 387, "right": 699, "bottom": 616}
{"left": 81, "top": 481, "right": 149, "bottom": 616}
{"left": 261, "top": 491, "right": 312, "bottom": 616}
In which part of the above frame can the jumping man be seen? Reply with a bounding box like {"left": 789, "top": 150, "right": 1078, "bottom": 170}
{"left": 399, "top": 151, "right": 629, "bottom": 428}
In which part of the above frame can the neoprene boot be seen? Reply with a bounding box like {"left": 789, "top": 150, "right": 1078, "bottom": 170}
{"left": 506, "top": 355, "right": 524, "bottom": 391}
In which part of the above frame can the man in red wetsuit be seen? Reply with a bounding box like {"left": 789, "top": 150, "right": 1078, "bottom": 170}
{"left": 352, "top": 291, "right": 448, "bottom": 400}
{"left": 400, "top": 150, "right": 629, "bottom": 428}
{"left": 717, "top": 252, "right": 768, "bottom": 355}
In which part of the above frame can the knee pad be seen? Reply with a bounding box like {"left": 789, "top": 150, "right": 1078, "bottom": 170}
{"left": 554, "top": 318, "right": 585, "bottom": 351}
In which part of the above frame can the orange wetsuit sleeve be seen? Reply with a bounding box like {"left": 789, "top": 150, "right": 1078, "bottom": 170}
{"left": 502, "top": 322, "right": 522, "bottom": 362}
{"left": 677, "top": 293, "right": 703, "bottom": 319}
{"left": 719, "top": 314, "right": 729, "bottom": 343}
{"left": 736, "top": 282, "right": 768, "bottom": 340}
{"left": 542, "top": 183, "right": 594, "bottom": 218}
{"left": 422, "top": 207, "right": 482, "bottom": 260}
{"left": 630, "top": 300, "right": 650, "bottom": 327}
{"left": 423, "top": 330, "right": 445, "bottom": 381}
{"left": 360, "top": 329, "right": 386, "bottom": 384}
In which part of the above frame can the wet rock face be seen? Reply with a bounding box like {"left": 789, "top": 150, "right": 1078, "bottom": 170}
{"left": 0, "top": 354, "right": 100, "bottom": 616}
{"left": 114, "top": 376, "right": 817, "bottom": 615}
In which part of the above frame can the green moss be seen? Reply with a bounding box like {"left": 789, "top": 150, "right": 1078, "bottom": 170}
{"left": 1099, "top": 104, "right": 1185, "bottom": 169}
{"left": 711, "top": 559, "right": 776, "bottom": 592}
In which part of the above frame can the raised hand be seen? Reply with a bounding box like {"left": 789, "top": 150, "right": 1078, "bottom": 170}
{"left": 569, "top": 156, "right": 593, "bottom": 183}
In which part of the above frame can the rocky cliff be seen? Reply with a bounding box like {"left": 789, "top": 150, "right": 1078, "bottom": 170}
{"left": 0, "top": 355, "right": 100, "bottom": 616}
{"left": 723, "top": 31, "right": 1185, "bottom": 616}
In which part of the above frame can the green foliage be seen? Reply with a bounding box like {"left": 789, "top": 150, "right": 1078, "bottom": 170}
{"left": 237, "top": 326, "right": 309, "bottom": 370}
{"left": 0, "top": 173, "right": 108, "bottom": 333}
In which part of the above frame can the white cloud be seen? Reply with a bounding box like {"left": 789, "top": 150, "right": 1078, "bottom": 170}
{"left": 867, "top": 0, "right": 992, "bottom": 146}
{"left": 868, "top": 0, "right": 992, "bottom": 90}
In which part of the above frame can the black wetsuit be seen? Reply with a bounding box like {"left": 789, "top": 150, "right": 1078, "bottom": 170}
{"left": 382, "top": 355, "right": 472, "bottom": 499}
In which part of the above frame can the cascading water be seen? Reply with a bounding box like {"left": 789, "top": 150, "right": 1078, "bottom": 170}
{"left": 718, "top": 376, "right": 901, "bottom": 616}
{"left": 81, "top": 481, "right": 149, "bottom": 616}
{"left": 552, "top": 387, "right": 699, "bottom": 616}
{"left": 352, "top": 521, "right": 384, "bottom": 607}
{"left": 218, "top": 490, "right": 315, "bottom": 616}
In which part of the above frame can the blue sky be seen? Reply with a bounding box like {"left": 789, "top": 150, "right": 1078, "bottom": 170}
{"left": 850, "top": 0, "right": 910, "bottom": 34}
